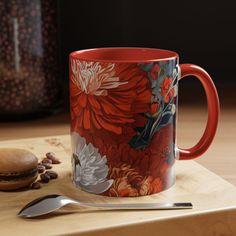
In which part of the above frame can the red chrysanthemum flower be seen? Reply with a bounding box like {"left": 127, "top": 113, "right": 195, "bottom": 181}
{"left": 88, "top": 124, "right": 174, "bottom": 196}
{"left": 82, "top": 135, "right": 150, "bottom": 173}
{"left": 70, "top": 60, "right": 151, "bottom": 138}
{"left": 85, "top": 124, "right": 174, "bottom": 179}
{"left": 148, "top": 124, "right": 175, "bottom": 178}
{"left": 160, "top": 77, "right": 174, "bottom": 103}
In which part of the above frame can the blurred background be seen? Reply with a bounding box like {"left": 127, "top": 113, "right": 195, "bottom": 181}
{"left": 59, "top": 0, "right": 235, "bottom": 107}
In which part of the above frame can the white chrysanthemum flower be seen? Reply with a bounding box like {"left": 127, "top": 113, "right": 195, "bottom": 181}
{"left": 71, "top": 132, "right": 113, "bottom": 194}
{"left": 70, "top": 59, "right": 127, "bottom": 96}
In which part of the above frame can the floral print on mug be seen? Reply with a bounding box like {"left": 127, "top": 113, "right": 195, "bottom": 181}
{"left": 70, "top": 58, "right": 178, "bottom": 196}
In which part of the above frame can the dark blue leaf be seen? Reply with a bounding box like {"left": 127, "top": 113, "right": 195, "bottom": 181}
{"left": 149, "top": 112, "right": 173, "bottom": 137}
{"left": 141, "top": 63, "right": 153, "bottom": 72}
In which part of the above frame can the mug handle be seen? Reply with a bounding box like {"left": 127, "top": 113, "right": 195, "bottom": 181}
{"left": 178, "top": 64, "right": 220, "bottom": 160}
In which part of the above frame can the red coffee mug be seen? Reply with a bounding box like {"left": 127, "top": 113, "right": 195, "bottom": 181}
{"left": 69, "top": 48, "right": 219, "bottom": 197}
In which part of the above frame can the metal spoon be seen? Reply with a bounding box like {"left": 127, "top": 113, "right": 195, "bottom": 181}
{"left": 18, "top": 194, "right": 193, "bottom": 218}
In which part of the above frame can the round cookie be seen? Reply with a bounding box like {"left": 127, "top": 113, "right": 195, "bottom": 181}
{"left": 0, "top": 148, "right": 38, "bottom": 191}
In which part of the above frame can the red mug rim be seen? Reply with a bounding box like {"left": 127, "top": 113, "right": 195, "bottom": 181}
{"left": 70, "top": 47, "right": 179, "bottom": 63}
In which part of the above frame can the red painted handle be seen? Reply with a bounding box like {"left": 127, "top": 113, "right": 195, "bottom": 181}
{"left": 178, "top": 64, "right": 220, "bottom": 160}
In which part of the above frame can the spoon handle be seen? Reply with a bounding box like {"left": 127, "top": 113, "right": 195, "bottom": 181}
{"left": 77, "top": 202, "right": 193, "bottom": 210}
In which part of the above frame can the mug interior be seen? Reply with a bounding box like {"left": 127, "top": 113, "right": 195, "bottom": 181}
{"left": 70, "top": 47, "right": 178, "bottom": 63}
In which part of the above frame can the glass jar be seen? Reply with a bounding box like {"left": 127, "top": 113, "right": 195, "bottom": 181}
{"left": 0, "top": 0, "right": 62, "bottom": 120}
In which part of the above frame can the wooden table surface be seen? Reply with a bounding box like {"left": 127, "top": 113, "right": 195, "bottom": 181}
{"left": 0, "top": 105, "right": 235, "bottom": 186}
{"left": 1, "top": 135, "right": 236, "bottom": 236}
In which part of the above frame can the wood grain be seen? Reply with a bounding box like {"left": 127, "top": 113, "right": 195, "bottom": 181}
{"left": 0, "top": 135, "right": 236, "bottom": 235}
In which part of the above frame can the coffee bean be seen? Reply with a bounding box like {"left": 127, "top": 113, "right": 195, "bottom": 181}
{"left": 42, "top": 163, "right": 52, "bottom": 169}
{"left": 42, "top": 158, "right": 52, "bottom": 164}
{"left": 45, "top": 170, "right": 58, "bottom": 179}
{"left": 31, "top": 181, "right": 41, "bottom": 189}
{"left": 37, "top": 164, "right": 46, "bottom": 173}
{"left": 40, "top": 173, "right": 50, "bottom": 183}
{"left": 46, "top": 152, "right": 61, "bottom": 164}
{"left": 51, "top": 159, "right": 61, "bottom": 164}
{"left": 45, "top": 152, "right": 55, "bottom": 159}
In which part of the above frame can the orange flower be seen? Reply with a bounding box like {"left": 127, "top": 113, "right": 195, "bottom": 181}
{"left": 107, "top": 177, "right": 139, "bottom": 197}
{"left": 70, "top": 60, "right": 151, "bottom": 136}
{"left": 103, "top": 163, "right": 142, "bottom": 197}
{"left": 160, "top": 77, "right": 174, "bottom": 103}
{"left": 109, "top": 163, "right": 142, "bottom": 183}
{"left": 139, "top": 176, "right": 152, "bottom": 196}
{"left": 139, "top": 176, "right": 162, "bottom": 195}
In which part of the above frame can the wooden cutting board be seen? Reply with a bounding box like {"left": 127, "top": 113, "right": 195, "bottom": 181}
{"left": 0, "top": 135, "right": 236, "bottom": 236}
